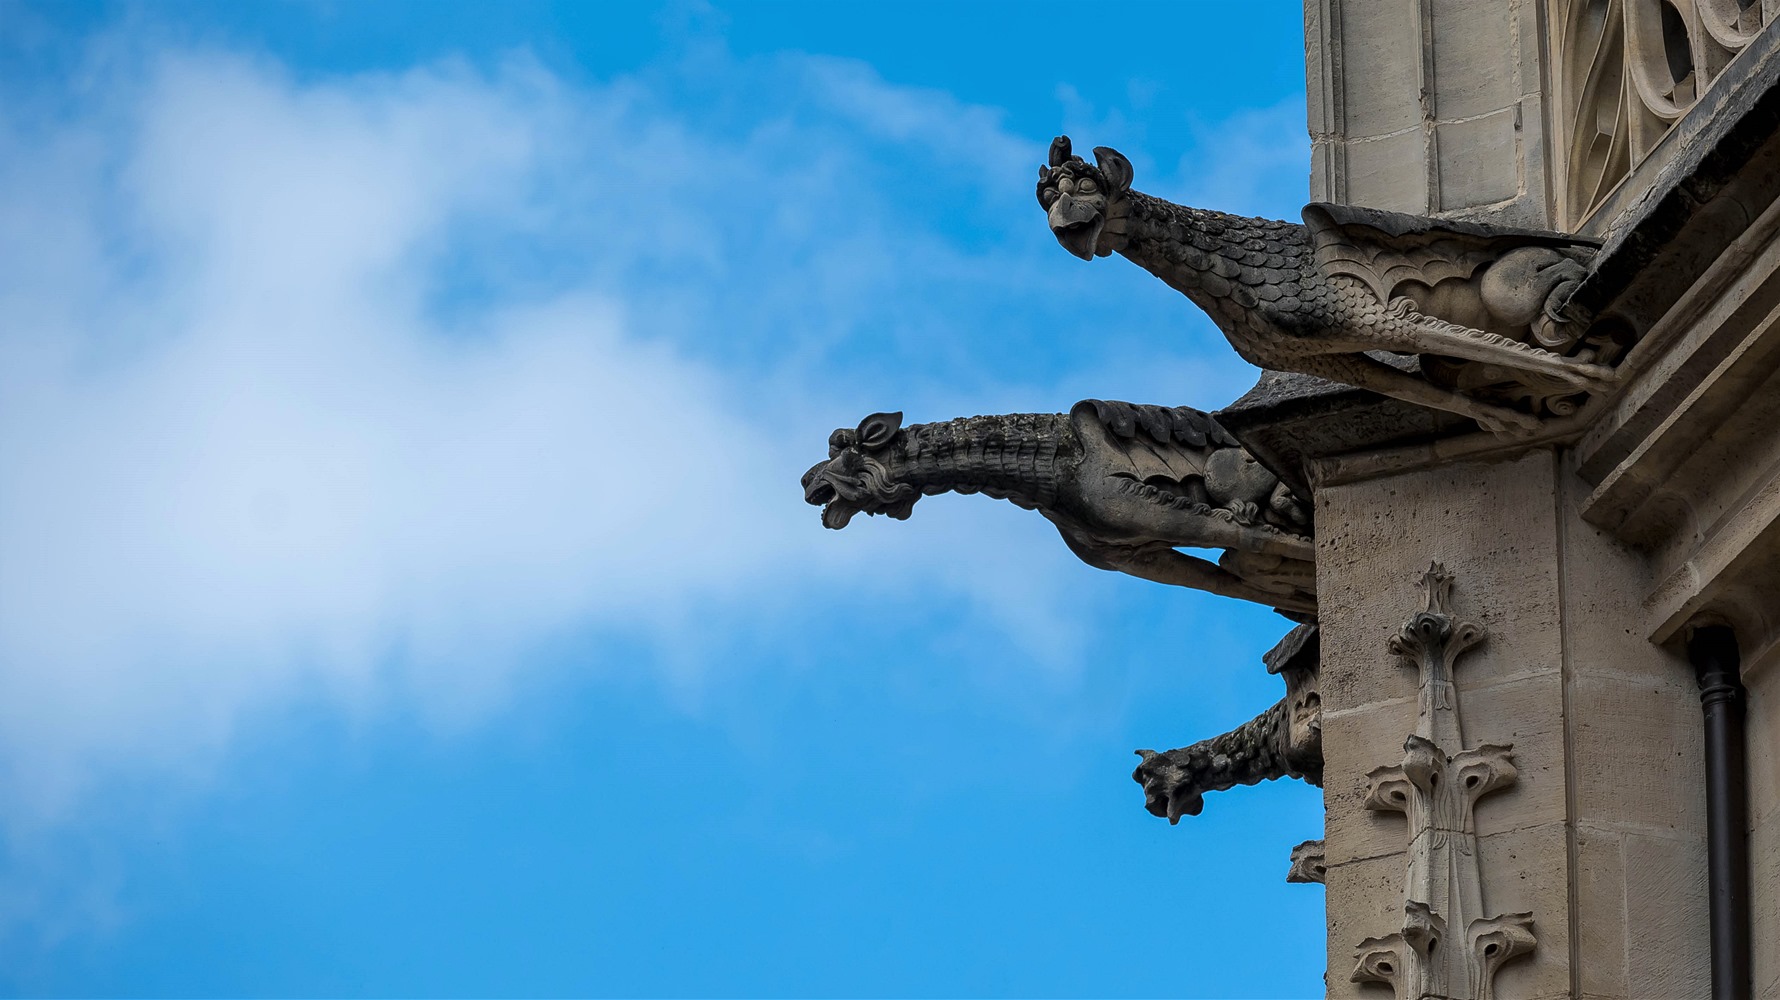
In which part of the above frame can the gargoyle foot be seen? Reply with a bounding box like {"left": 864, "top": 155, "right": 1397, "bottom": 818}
{"left": 1557, "top": 361, "right": 1619, "bottom": 393}
{"left": 1473, "top": 406, "right": 1543, "bottom": 437}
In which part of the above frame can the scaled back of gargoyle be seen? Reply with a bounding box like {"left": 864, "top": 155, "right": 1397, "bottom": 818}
{"left": 1038, "top": 136, "right": 1622, "bottom": 435}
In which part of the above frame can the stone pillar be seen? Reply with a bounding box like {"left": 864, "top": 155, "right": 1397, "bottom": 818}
{"left": 1304, "top": 0, "right": 1553, "bottom": 227}
{"left": 1315, "top": 449, "right": 1710, "bottom": 999}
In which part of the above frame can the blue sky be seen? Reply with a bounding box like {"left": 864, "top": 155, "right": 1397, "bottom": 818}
{"left": 0, "top": 2, "right": 1324, "bottom": 996}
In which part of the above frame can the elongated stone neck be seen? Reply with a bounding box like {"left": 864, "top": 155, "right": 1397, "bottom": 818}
{"left": 1136, "top": 698, "right": 1295, "bottom": 822}
{"left": 1178, "top": 698, "right": 1294, "bottom": 781}
{"left": 1117, "top": 190, "right": 1309, "bottom": 315}
{"left": 890, "top": 412, "right": 1074, "bottom": 510}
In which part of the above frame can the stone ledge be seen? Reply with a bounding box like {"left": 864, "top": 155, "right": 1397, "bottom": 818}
{"left": 1219, "top": 25, "right": 1780, "bottom": 504}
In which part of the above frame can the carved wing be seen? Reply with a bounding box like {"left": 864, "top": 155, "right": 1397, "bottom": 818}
{"left": 1069, "top": 399, "right": 1238, "bottom": 482}
{"left": 1302, "top": 203, "right": 1599, "bottom": 303}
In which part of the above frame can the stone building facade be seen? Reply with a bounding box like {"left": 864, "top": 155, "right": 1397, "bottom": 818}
{"left": 804, "top": 3, "right": 1780, "bottom": 996}
{"left": 1242, "top": 3, "right": 1780, "bottom": 996}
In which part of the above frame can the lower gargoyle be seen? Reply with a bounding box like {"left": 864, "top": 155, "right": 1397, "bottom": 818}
{"left": 1133, "top": 623, "right": 1322, "bottom": 822}
{"left": 801, "top": 399, "right": 1315, "bottom": 615}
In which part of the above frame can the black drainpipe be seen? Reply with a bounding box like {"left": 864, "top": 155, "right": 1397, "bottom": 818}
{"left": 1686, "top": 624, "right": 1751, "bottom": 1000}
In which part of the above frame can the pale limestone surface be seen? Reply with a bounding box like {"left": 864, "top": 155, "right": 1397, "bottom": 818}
{"left": 1308, "top": 0, "right": 1778, "bottom": 231}
{"left": 1313, "top": 450, "right": 1716, "bottom": 998}
{"left": 1549, "top": 0, "right": 1779, "bottom": 229}
{"left": 1305, "top": 0, "right": 1549, "bottom": 227}
{"left": 1284, "top": 5, "right": 1779, "bottom": 997}
{"left": 1317, "top": 454, "right": 1568, "bottom": 998}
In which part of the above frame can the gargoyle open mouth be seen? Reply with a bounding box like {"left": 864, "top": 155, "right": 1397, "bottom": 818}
{"left": 821, "top": 500, "right": 861, "bottom": 529}
{"left": 1133, "top": 750, "right": 1204, "bottom": 824}
{"left": 801, "top": 465, "right": 859, "bottom": 530}
{"left": 1051, "top": 217, "right": 1103, "bottom": 261}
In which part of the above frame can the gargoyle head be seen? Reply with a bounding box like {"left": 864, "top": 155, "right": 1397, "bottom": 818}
{"left": 1131, "top": 749, "right": 1206, "bottom": 824}
{"left": 1037, "top": 135, "right": 1133, "bottom": 260}
{"left": 801, "top": 412, "right": 921, "bottom": 529}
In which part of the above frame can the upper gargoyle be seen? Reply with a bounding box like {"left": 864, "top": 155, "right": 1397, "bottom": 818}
{"left": 1038, "top": 136, "right": 1620, "bottom": 434}
{"left": 801, "top": 400, "right": 1316, "bottom": 615}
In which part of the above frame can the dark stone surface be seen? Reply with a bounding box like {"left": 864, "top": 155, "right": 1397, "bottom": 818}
{"left": 1216, "top": 363, "right": 1470, "bottom": 498}
{"left": 1131, "top": 624, "right": 1323, "bottom": 823}
{"left": 1207, "top": 33, "right": 1780, "bottom": 495}
{"left": 1573, "top": 21, "right": 1780, "bottom": 326}
{"left": 802, "top": 401, "right": 1317, "bottom": 614}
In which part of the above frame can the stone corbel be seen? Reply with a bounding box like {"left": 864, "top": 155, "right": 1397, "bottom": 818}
{"left": 1287, "top": 839, "right": 1326, "bottom": 885}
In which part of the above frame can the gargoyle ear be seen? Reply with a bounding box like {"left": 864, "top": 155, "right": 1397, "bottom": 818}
{"left": 855, "top": 411, "right": 903, "bottom": 449}
{"left": 1049, "top": 135, "right": 1072, "bottom": 168}
{"left": 1093, "top": 146, "right": 1133, "bottom": 192}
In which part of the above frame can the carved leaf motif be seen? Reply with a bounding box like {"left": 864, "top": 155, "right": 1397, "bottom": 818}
{"left": 1351, "top": 934, "right": 1409, "bottom": 995}
{"left": 1351, "top": 567, "right": 1534, "bottom": 999}
{"left": 1451, "top": 744, "right": 1520, "bottom": 805}
{"left": 1362, "top": 763, "right": 1415, "bottom": 817}
{"left": 1470, "top": 912, "right": 1537, "bottom": 1000}
{"left": 1351, "top": 903, "right": 1449, "bottom": 998}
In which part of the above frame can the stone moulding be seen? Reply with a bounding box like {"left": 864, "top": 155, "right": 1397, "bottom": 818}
{"left": 1550, "top": 0, "right": 1777, "bottom": 227}
{"left": 1350, "top": 564, "right": 1534, "bottom": 1000}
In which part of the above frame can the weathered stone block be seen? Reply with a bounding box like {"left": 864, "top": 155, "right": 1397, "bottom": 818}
{"left": 1573, "top": 827, "right": 1631, "bottom": 999}
{"left": 1463, "top": 675, "right": 1568, "bottom": 837}
{"left": 1323, "top": 852, "right": 1410, "bottom": 1000}
{"left": 1428, "top": 0, "right": 1516, "bottom": 120}
{"left": 1474, "top": 823, "right": 1572, "bottom": 998}
{"left": 1435, "top": 109, "right": 1520, "bottom": 211}
{"left": 1748, "top": 654, "right": 1780, "bottom": 835}
{"left": 1570, "top": 671, "right": 1708, "bottom": 835}
{"left": 1340, "top": 131, "right": 1429, "bottom": 214}
{"left": 1334, "top": 0, "right": 1423, "bottom": 138}
{"left": 1315, "top": 453, "right": 1564, "bottom": 709}
{"left": 1755, "top": 816, "right": 1780, "bottom": 1000}
{"left": 1322, "top": 699, "right": 1417, "bottom": 866}
{"left": 1623, "top": 830, "right": 1711, "bottom": 998}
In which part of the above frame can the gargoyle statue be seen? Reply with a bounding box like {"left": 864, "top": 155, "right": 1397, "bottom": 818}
{"left": 1039, "top": 136, "right": 1620, "bottom": 434}
{"left": 801, "top": 400, "right": 1316, "bottom": 615}
{"left": 1133, "top": 623, "right": 1322, "bottom": 822}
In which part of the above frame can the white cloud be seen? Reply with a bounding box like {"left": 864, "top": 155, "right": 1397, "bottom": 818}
{"left": 0, "top": 46, "right": 1100, "bottom": 819}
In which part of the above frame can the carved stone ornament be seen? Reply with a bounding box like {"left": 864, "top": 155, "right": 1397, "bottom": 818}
{"left": 1131, "top": 623, "right": 1322, "bottom": 822}
{"left": 1350, "top": 565, "right": 1534, "bottom": 1000}
{"left": 1288, "top": 839, "right": 1327, "bottom": 885}
{"left": 802, "top": 400, "right": 1316, "bottom": 615}
{"left": 1038, "top": 137, "right": 1628, "bottom": 435}
{"left": 1551, "top": 0, "right": 1777, "bottom": 225}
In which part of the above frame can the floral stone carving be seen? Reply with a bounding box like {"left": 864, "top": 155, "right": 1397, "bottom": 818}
{"left": 1350, "top": 565, "right": 1534, "bottom": 1000}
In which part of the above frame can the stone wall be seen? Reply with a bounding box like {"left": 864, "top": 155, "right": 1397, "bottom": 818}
{"left": 1304, "top": 0, "right": 1552, "bottom": 227}
{"left": 1315, "top": 450, "right": 1710, "bottom": 998}
{"left": 1746, "top": 642, "right": 1780, "bottom": 1000}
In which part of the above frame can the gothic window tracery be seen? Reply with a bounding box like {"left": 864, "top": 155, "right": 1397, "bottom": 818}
{"left": 1550, "top": 0, "right": 1775, "bottom": 224}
